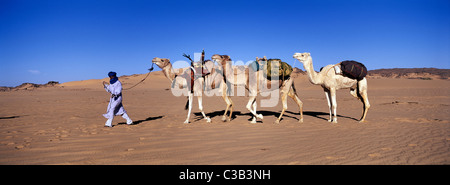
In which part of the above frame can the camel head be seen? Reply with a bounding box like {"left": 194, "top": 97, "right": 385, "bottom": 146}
{"left": 256, "top": 56, "right": 268, "bottom": 63}
{"left": 211, "top": 54, "right": 232, "bottom": 66}
{"left": 192, "top": 61, "right": 202, "bottom": 68}
{"left": 152, "top": 57, "right": 171, "bottom": 69}
{"left": 211, "top": 54, "right": 222, "bottom": 62}
{"left": 293, "top": 52, "right": 311, "bottom": 63}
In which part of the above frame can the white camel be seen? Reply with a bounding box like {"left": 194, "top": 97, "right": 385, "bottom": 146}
{"left": 152, "top": 57, "right": 233, "bottom": 123}
{"left": 293, "top": 52, "right": 370, "bottom": 123}
{"left": 212, "top": 55, "right": 304, "bottom": 123}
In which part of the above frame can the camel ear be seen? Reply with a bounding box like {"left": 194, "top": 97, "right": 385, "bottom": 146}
{"left": 264, "top": 56, "right": 267, "bottom": 60}
{"left": 162, "top": 58, "right": 170, "bottom": 63}
{"left": 256, "top": 57, "right": 259, "bottom": 61}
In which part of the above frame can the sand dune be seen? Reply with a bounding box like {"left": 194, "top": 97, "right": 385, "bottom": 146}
{"left": 0, "top": 71, "right": 449, "bottom": 164}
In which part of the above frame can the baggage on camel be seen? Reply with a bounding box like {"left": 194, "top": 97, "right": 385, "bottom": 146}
{"left": 340, "top": 60, "right": 367, "bottom": 81}
{"left": 249, "top": 58, "right": 293, "bottom": 80}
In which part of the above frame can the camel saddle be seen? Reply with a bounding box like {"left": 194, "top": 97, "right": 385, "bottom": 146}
{"left": 340, "top": 60, "right": 367, "bottom": 81}
{"left": 186, "top": 66, "right": 211, "bottom": 93}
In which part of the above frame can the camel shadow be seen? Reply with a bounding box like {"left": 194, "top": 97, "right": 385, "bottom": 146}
{"left": 296, "top": 111, "right": 359, "bottom": 121}
{"left": 117, "top": 115, "right": 164, "bottom": 125}
{"left": 193, "top": 110, "right": 299, "bottom": 122}
{"left": 193, "top": 110, "right": 358, "bottom": 122}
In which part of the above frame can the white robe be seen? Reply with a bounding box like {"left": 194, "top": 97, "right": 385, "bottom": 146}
{"left": 103, "top": 80, "right": 126, "bottom": 119}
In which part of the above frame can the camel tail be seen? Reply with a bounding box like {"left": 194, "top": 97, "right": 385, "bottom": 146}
{"left": 184, "top": 97, "right": 189, "bottom": 110}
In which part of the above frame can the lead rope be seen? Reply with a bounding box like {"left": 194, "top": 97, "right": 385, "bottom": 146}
{"left": 292, "top": 59, "right": 296, "bottom": 70}
{"left": 123, "top": 63, "right": 154, "bottom": 91}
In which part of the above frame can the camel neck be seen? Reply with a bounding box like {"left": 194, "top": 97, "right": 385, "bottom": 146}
{"left": 303, "top": 58, "right": 322, "bottom": 85}
{"left": 162, "top": 63, "right": 176, "bottom": 82}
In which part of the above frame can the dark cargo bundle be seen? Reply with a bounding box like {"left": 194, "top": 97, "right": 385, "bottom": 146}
{"left": 249, "top": 59, "right": 293, "bottom": 80}
{"left": 340, "top": 60, "right": 367, "bottom": 81}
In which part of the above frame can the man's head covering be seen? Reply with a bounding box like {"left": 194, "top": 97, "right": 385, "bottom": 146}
{"left": 108, "top": 71, "right": 119, "bottom": 84}
{"left": 108, "top": 71, "right": 117, "bottom": 77}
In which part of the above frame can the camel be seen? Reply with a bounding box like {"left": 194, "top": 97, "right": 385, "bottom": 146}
{"left": 151, "top": 57, "right": 233, "bottom": 123}
{"left": 211, "top": 55, "right": 304, "bottom": 123}
{"left": 293, "top": 52, "right": 370, "bottom": 123}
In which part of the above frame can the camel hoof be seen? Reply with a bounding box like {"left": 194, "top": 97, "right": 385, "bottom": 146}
{"left": 250, "top": 120, "right": 257, "bottom": 124}
{"left": 274, "top": 120, "right": 280, "bottom": 124}
{"left": 184, "top": 120, "right": 190, "bottom": 124}
{"left": 221, "top": 116, "right": 227, "bottom": 122}
{"left": 359, "top": 120, "right": 367, "bottom": 123}
{"left": 227, "top": 117, "right": 231, "bottom": 122}
{"left": 206, "top": 117, "right": 211, "bottom": 123}
{"left": 298, "top": 118, "right": 303, "bottom": 123}
{"left": 257, "top": 114, "right": 263, "bottom": 120}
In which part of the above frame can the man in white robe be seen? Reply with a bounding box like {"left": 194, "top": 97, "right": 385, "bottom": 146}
{"left": 103, "top": 71, "right": 133, "bottom": 127}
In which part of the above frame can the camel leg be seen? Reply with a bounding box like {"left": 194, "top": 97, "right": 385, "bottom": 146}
{"left": 330, "top": 88, "right": 338, "bottom": 123}
{"left": 358, "top": 79, "right": 370, "bottom": 122}
{"left": 275, "top": 91, "right": 288, "bottom": 124}
{"left": 247, "top": 96, "right": 262, "bottom": 123}
{"left": 225, "top": 82, "right": 233, "bottom": 122}
{"left": 350, "top": 87, "right": 358, "bottom": 99}
{"left": 251, "top": 98, "right": 263, "bottom": 122}
{"left": 197, "top": 95, "right": 211, "bottom": 123}
{"left": 275, "top": 79, "right": 293, "bottom": 124}
{"left": 288, "top": 86, "right": 303, "bottom": 123}
{"left": 221, "top": 84, "right": 231, "bottom": 122}
{"left": 253, "top": 98, "right": 263, "bottom": 120}
{"left": 359, "top": 91, "right": 370, "bottom": 123}
{"left": 247, "top": 95, "right": 257, "bottom": 123}
{"left": 184, "top": 93, "right": 193, "bottom": 124}
{"left": 324, "top": 89, "right": 333, "bottom": 122}
{"left": 228, "top": 96, "right": 233, "bottom": 122}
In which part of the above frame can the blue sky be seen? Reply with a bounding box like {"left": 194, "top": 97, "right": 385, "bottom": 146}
{"left": 0, "top": 0, "right": 449, "bottom": 86}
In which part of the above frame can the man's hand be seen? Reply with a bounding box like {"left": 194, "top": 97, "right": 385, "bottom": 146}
{"left": 102, "top": 81, "right": 108, "bottom": 87}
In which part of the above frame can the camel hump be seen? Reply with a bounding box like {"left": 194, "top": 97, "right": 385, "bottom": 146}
{"left": 340, "top": 60, "right": 367, "bottom": 81}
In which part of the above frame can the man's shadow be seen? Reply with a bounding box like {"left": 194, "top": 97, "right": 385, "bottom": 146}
{"left": 0, "top": 115, "right": 21, "bottom": 120}
{"left": 118, "top": 115, "right": 164, "bottom": 125}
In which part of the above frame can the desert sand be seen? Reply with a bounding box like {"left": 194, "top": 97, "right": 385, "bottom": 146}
{"left": 0, "top": 71, "right": 449, "bottom": 164}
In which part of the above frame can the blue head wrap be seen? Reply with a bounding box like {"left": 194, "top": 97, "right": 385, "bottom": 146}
{"left": 108, "top": 71, "right": 118, "bottom": 84}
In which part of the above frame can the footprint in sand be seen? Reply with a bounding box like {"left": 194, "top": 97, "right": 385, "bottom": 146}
{"left": 368, "top": 153, "right": 381, "bottom": 157}
{"left": 325, "top": 156, "right": 346, "bottom": 160}
{"left": 15, "top": 145, "right": 25, "bottom": 150}
{"left": 34, "top": 130, "right": 47, "bottom": 136}
{"left": 4, "top": 135, "right": 13, "bottom": 139}
{"left": 287, "top": 161, "right": 303, "bottom": 165}
{"left": 395, "top": 117, "right": 446, "bottom": 123}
